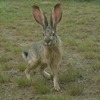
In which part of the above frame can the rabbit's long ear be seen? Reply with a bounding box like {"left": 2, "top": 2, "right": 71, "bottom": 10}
{"left": 50, "top": 3, "right": 62, "bottom": 29}
{"left": 32, "top": 5, "right": 48, "bottom": 27}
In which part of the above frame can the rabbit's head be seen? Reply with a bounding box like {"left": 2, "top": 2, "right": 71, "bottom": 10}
{"left": 32, "top": 4, "right": 62, "bottom": 46}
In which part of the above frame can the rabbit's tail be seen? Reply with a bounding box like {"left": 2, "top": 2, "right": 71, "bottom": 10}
{"left": 22, "top": 51, "right": 28, "bottom": 63}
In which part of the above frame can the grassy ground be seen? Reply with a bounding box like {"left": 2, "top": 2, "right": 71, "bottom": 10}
{"left": 0, "top": 0, "right": 100, "bottom": 100}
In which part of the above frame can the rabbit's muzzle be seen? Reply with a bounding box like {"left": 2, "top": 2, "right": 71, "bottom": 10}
{"left": 44, "top": 35, "right": 55, "bottom": 46}
{"left": 44, "top": 38, "right": 52, "bottom": 46}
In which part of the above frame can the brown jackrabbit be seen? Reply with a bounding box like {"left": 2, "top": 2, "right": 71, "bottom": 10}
{"left": 22, "top": 3, "right": 62, "bottom": 91}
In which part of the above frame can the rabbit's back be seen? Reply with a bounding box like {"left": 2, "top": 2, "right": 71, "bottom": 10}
{"left": 23, "top": 41, "right": 43, "bottom": 63}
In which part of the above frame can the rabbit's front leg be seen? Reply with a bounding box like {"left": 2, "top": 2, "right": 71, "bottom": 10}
{"left": 51, "top": 64, "right": 60, "bottom": 91}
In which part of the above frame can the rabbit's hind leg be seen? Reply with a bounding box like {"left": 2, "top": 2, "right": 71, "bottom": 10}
{"left": 25, "top": 57, "right": 39, "bottom": 80}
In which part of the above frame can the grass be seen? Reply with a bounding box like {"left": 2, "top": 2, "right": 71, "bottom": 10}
{"left": 0, "top": 73, "right": 5, "bottom": 83}
{"left": 11, "top": 47, "right": 22, "bottom": 55}
{"left": 1, "top": 63, "right": 12, "bottom": 71}
{"left": 0, "top": 55, "right": 12, "bottom": 62}
{"left": 0, "top": 72, "right": 10, "bottom": 83}
{"left": 67, "top": 83, "right": 84, "bottom": 96}
{"left": 18, "top": 63, "right": 26, "bottom": 72}
{"left": 32, "top": 76, "right": 50, "bottom": 94}
{"left": 16, "top": 77, "right": 31, "bottom": 87}
{"left": 16, "top": 76, "right": 50, "bottom": 94}
{"left": 91, "top": 62, "right": 100, "bottom": 70}
{"left": 42, "top": 95, "right": 72, "bottom": 100}
{"left": 60, "top": 66, "right": 82, "bottom": 82}
{"left": 0, "top": 0, "right": 100, "bottom": 99}
{"left": 84, "top": 52, "right": 96, "bottom": 59}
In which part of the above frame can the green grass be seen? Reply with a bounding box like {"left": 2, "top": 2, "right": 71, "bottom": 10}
{"left": 16, "top": 76, "right": 50, "bottom": 94}
{"left": 42, "top": 95, "right": 72, "bottom": 100}
{"left": 91, "top": 62, "right": 100, "bottom": 70}
{"left": 60, "top": 66, "right": 82, "bottom": 82}
{"left": 0, "top": 55, "right": 12, "bottom": 62}
{"left": 16, "top": 77, "right": 31, "bottom": 87}
{"left": 0, "top": 72, "right": 10, "bottom": 83}
{"left": 84, "top": 52, "right": 100, "bottom": 60}
{"left": 12, "top": 47, "right": 22, "bottom": 55}
{"left": 67, "top": 83, "right": 84, "bottom": 96}
{"left": 32, "top": 76, "right": 50, "bottom": 94}
{"left": 18, "top": 63, "right": 26, "bottom": 72}
{"left": 0, "top": 73, "right": 5, "bottom": 83}
{"left": 1, "top": 63, "right": 12, "bottom": 71}
{"left": 0, "top": 0, "right": 100, "bottom": 99}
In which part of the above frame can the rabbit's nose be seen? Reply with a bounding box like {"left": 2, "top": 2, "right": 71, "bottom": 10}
{"left": 46, "top": 39, "right": 51, "bottom": 43}
{"left": 44, "top": 39, "right": 51, "bottom": 45}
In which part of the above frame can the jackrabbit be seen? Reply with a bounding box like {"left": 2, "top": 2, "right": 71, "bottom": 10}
{"left": 22, "top": 3, "right": 62, "bottom": 91}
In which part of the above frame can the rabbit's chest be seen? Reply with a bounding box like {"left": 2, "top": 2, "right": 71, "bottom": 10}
{"left": 42, "top": 48, "right": 61, "bottom": 64}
